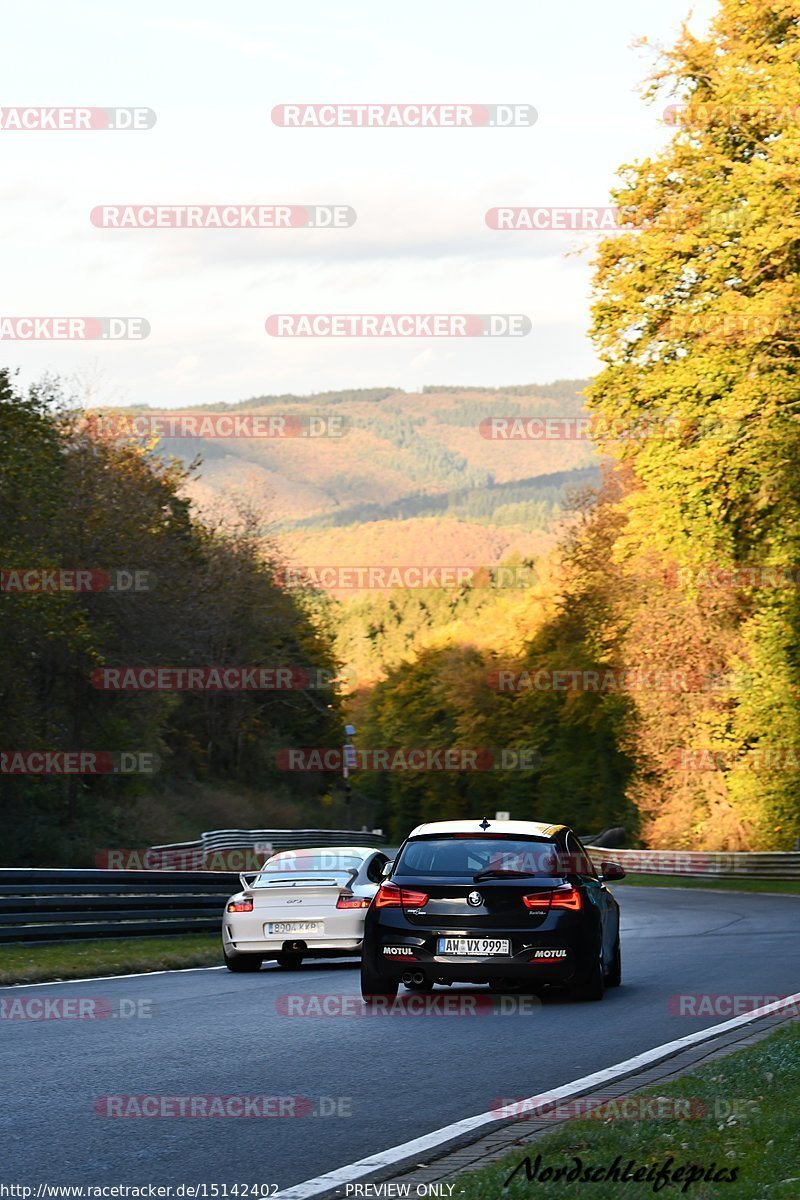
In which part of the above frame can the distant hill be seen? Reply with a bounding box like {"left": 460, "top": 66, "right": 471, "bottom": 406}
{"left": 104, "top": 381, "right": 598, "bottom": 586}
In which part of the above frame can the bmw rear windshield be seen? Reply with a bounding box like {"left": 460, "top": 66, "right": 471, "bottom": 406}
{"left": 394, "top": 836, "right": 566, "bottom": 879}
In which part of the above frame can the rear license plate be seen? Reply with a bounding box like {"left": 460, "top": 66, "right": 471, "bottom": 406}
{"left": 267, "top": 921, "right": 324, "bottom": 935}
{"left": 437, "top": 937, "right": 510, "bottom": 956}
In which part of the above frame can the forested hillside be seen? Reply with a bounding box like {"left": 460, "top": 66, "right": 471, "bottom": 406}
{"left": 126, "top": 381, "right": 597, "bottom": 563}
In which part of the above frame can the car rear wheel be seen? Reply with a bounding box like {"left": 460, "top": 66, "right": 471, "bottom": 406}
{"left": 571, "top": 945, "right": 605, "bottom": 1002}
{"left": 276, "top": 952, "right": 304, "bottom": 969}
{"left": 223, "top": 948, "right": 263, "bottom": 972}
{"left": 360, "top": 957, "right": 398, "bottom": 1001}
{"left": 605, "top": 937, "right": 622, "bottom": 987}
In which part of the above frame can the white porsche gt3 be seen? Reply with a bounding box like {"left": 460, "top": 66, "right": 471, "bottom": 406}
{"left": 222, "top": 846, "right": 391, "bottom": 971}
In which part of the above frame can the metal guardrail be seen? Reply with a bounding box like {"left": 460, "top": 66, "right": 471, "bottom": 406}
{"left": 0, "top": 834, "right": 389, "bottom": 943}
{"left": 198, "top": 828, "right": 386, "bottom": 850}
{"left": 149, "top": 827, "right": 387, "bottom": 868}
{"left": 4, "top": 843, "right": 798, "bottom": 946}
{"left": 0, "top": 869, "right": 240, "bottom": 944}
{"left": 587, "top": 847, "right": 800, "bottom": 879}
{"left": 580, "top": 827, "right": 627, "bottom": 849}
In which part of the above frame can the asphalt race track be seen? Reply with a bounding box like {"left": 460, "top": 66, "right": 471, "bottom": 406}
{"left": 2, "top": 887, "right": 798, "bottom": 1190}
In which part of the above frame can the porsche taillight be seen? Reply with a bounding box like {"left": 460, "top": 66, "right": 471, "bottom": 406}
{"left": 336, "top": 894, "right": 371, "bottom": 909}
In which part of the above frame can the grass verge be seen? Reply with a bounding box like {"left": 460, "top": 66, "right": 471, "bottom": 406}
{"left": 450, "top": 1021, "right": 799, "bottom": 1199}
{"left": 0, "top": 933, "right": 221, "bottom": 985}
{"left": 614, "top": 873, "right": 800, "bottom": 894}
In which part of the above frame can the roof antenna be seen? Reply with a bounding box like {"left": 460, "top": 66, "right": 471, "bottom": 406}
{"left": 479, "top": 817, "right": 491, "bottom": 831}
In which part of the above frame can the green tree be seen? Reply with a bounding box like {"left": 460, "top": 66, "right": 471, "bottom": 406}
{"left": 0, "top": 370, "right": 344, "bottom": 864}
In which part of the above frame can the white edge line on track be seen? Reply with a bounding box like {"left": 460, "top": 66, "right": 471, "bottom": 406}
{"left": 0, "top": 956, "right": 362, "bottom": 990}
{"left": 0, "top": 965, "right": 226, "bottom": 989}
{"left": 273, "top": 991, "right": 800, "bottom": 1200}
{"left": 0, "top": 955, "right": 360, "bottom": 990}
{"left": 617, "top": 885, "right": 800, "bottom": 896}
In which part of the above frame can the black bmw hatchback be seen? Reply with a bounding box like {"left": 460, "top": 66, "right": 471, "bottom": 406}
{"left": 360, "top": 818, "right": 625, "bottom": 1002}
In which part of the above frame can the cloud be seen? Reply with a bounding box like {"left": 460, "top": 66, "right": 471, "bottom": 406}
{"left": 145, "top": 16, "right": 331, "bottom": 73}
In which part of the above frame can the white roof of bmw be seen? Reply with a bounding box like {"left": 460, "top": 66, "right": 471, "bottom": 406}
{"left": 407, "top": 819, "right": 561, "bottom": 838}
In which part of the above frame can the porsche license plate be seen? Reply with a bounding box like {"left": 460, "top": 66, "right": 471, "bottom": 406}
{"left": 267, "top": 921, "right": 324, "bottom": 935}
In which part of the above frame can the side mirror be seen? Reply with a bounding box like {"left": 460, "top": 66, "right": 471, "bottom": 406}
{"left": 600, "top": 861, "right": 626, "bottom": 882}
{"left": 381, "top": 861, "right": 394, "bottom": 879}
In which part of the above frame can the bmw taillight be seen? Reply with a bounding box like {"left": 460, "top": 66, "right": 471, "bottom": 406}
{"left": 523, "top": 885, "right": 582, "bottom": 912}
{"left": 374, "top": 882, "right": 429, "bottom": 909}
{"left": 336, "top": 894, "right": 371, "bottom": 909}
{"left": 226, "top": 898, "right": 253, "bottom": 913}
{"left": 551, "top": 885, "right": 582, "bottom": 910}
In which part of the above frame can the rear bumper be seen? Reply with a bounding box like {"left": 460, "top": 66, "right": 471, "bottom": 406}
{"left": 223, "top": 928, "right": 363, "bottom": 957}
{"left": 368, "top": 916, "right": 595, "bottom": 984}
{"left": 367, "top": 902, "right": 597, "bottom": 984}
{"left": 378, "top": 949, "right": 579, "bottom": 984}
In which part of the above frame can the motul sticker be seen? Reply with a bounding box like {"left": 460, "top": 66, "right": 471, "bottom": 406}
{"left": 383, "top": 946, "right": 416, "bottom": 956}
{"left": 531, "top": 949, "right": 568, "bottom": 961}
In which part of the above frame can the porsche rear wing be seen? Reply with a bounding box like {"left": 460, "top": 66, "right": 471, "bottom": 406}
{"left": 238, "top": 867, "right": 358, "bottom": 894}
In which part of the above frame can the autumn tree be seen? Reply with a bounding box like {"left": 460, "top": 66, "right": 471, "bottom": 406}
{"left": 587, "top": 0, "right": 800, "bottom": 847}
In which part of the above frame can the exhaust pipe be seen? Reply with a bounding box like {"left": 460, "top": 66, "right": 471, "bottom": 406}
{"left": 412, "top": 971, "right": 425, "bottom": 986}
{"left": 401, "top": 971, "right": 415, "bottom": 986}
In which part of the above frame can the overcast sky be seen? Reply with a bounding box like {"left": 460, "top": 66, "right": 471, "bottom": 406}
{"left": 2, "top": 0, "right": 716, "bottom": 409}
